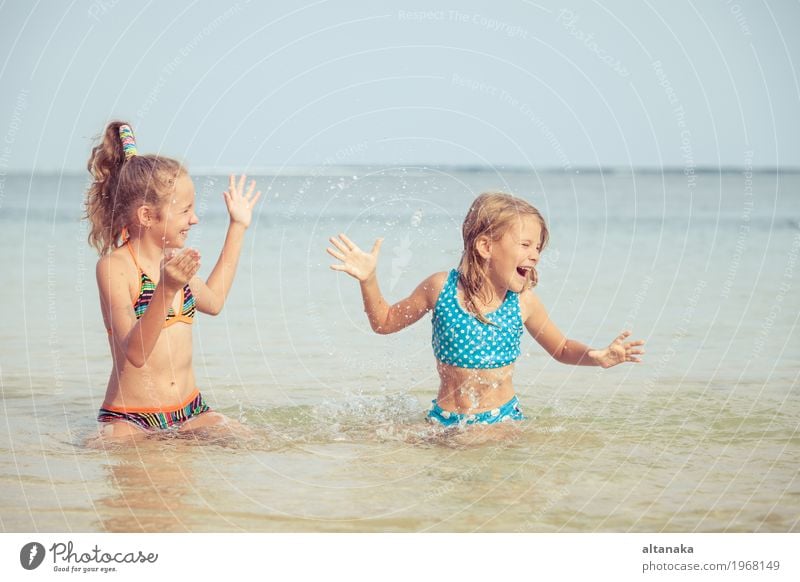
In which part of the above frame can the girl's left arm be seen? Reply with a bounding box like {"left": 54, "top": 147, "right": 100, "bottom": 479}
{"left": 191, "top": 174, "right": 261, "bottom": 315}
{"left": 521, "top": 291, "right": 645, "bottom": 367}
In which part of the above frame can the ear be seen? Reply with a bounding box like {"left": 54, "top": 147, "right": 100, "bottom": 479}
{"left": 475, "top": 234, "right": 492, "bottom": 260}
{"left": 135, "top": 204, "right": 154, "bottom": 228}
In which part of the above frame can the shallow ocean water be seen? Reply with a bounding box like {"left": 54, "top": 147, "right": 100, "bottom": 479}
{"left": 1, "top": 168, "right": 798, "bottom": 532}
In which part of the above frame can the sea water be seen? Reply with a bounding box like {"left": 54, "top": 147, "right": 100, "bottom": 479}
{"left": 0, "top": 168, "right": 797, "bottom": 532}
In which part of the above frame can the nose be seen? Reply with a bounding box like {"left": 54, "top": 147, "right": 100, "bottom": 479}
{"left": 190, "top": 212, "right": 199, "bottom": 225}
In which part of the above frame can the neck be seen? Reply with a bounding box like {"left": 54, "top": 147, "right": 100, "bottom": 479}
{"left": 457, "top": 261, "right": 508, "bottom": 308}
{"left": 478, "top": 275, "right": 508, "bottom": 308}
{"left": 126, "top": 232, "right": 165, "bottom": 265}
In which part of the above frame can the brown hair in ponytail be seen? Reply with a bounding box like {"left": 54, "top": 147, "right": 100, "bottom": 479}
{"left": 84, "top": 120, "right": 187, "bottom": 255}
{"left": 458, "top": 192, "right": 549, "bottom": 324}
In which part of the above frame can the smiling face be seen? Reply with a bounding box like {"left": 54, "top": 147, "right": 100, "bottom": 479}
{"left": 151, "top": 173, "right": 199, "bottom": 248}
{"left": 483, "top": 215, "right": 542, "bottom": 295}
{"left": 458, "top": 192, "right": 548, "bottom": 319}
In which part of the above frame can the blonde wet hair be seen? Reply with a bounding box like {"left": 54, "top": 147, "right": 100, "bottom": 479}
{"left": 458, "top": 191, "right": 549, "bottom": 324}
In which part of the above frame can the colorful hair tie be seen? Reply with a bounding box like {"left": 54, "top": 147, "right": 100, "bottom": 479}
{"left": 119, "top": 124, "right": 138, "bottom": 159}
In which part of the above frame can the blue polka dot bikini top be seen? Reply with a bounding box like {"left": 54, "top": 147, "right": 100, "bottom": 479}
{"left": 432, "top": 269, "right": 523, "bottom": 369}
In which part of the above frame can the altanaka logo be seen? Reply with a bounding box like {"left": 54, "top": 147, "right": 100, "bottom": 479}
{"left": 20, "top": 542, "right": 46, "bottom": 570}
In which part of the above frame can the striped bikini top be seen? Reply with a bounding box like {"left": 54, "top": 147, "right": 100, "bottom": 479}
{"left": 431, "top": 269, "right": 523, "bottom": 369}
{"left": 126, "top": 242, "right": 195, "bottom": 327}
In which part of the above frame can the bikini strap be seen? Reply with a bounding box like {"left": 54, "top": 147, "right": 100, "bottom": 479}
{"left": 125, "top": 240, "right": 144, "bottom": 274}
{"left": 446, "top": 269, "right": 459, "bottom": 294}
{"left": 506, "top": 285, "right": 522, "bottom": 313}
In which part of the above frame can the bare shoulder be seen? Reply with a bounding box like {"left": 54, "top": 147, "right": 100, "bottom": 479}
{"left": 424, "top": 271, "right": 449, "bottom": 289}
{"left": 96, "top": 248, "right": 128, "bottom": 275}
{"left": 519, "top": 286, "right": 547, "bottom": 321}
{"left": 96, "top": 248, "right": 136, "bottom": 292}
{"left": 420, "top": 271, "right": 449, "bottom": 304}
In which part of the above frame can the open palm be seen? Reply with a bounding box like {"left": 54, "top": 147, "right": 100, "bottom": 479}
{"left": 327, "top": 234, "right": 383, "bottom": 282}
{"left": 161, "top": 248, "right": 201, "bottom": 291}
{"left": 589, "top": 330, "right": 646, "bottom": 368}
{"left": 224, "top": 174, "right": 261, "bottom": 227}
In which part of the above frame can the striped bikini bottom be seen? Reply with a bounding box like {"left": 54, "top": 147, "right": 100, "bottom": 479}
{"left": 97, "top": 390, "right": 211, "bottom": 431}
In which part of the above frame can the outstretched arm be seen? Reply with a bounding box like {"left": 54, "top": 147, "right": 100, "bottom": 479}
{"left": 327, "top": 234, "right": 441, "bottom": 334}
{"left": 191, "top": 174, "right": 261, "bottom": 315}
{"left": 522, "top": 291, "right": 645, "bottom": 367}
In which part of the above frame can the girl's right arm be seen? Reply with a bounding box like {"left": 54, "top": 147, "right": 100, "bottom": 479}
{"left": 327, "top": 234, "right": 441, "bottom": 334}
{"left": 97, "top": 249, "right": 200, "bottom": 367}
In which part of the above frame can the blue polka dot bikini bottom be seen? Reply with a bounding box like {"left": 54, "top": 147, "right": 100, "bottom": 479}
{"left": 426, "top": 395, "right": 525, "bottom": 427}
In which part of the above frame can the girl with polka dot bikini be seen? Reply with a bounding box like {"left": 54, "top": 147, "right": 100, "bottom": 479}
{"left": 328, "top": 192, "right": 646, "bottom": 427}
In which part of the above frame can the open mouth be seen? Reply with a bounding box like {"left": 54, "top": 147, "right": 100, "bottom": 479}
{"left": 516, "top": 266, "right": 532, "bottom": 278}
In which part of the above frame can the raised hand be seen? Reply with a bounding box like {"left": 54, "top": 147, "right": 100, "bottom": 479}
{"left": 161, "top": 248, "right": 201, "bottom": 292}
{"left": 224, "top": 174, "right": 262, "bottom": 228}
{"left": 589, "top": 330, "right": 646, "bottom": 368}
{"left": 327, "top": 234, "right": 383, "bottom": 282}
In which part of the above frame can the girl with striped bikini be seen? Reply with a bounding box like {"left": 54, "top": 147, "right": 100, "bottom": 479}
{"left": 86, "top": 121, "right": 261, "bottom": 441}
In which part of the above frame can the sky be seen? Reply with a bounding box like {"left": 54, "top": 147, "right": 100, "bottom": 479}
{"left": 0, "top": 0, "right": 798, "bottom": 172}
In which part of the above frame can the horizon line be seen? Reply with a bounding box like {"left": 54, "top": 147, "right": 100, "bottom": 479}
{"left": 5, "top": 164, "right": 800, "bottom": 176}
